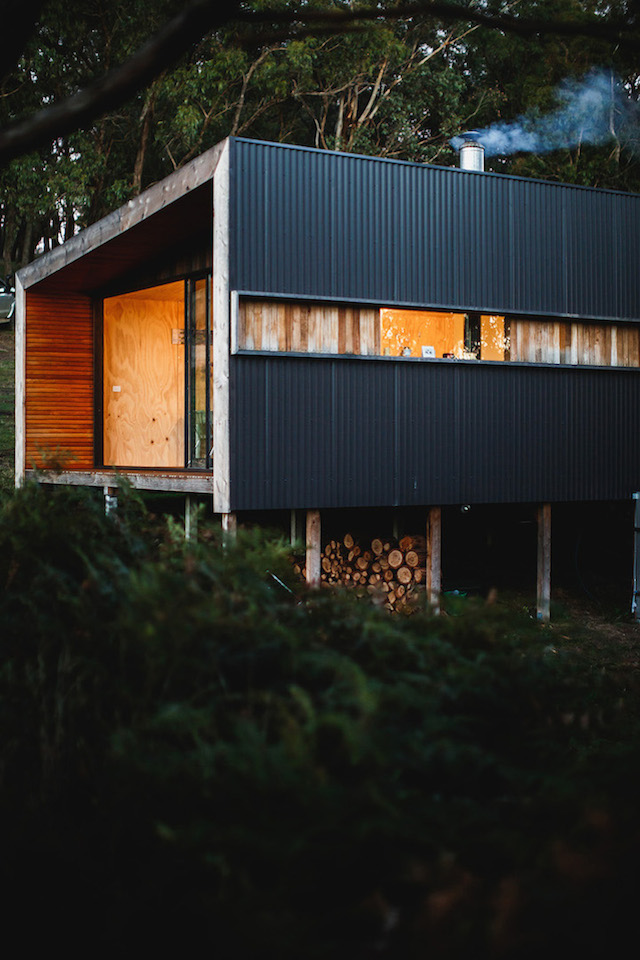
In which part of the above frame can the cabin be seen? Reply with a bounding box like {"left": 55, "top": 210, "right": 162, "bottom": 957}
{"left": 14, "top": 136, "right": 640, "bottom": 618}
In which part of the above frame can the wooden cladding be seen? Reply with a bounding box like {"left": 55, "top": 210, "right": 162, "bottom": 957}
{"left": 25, "top": 292, "right": 94, "bottom": 469}
{"left": 239, "top": 299, "right": 380, "bottom": 355}
{"left": 509, "top": 319, "right": 640, "bottom": 366}
{"left": 240, "top": 297, "right": 640, "bottom": 368}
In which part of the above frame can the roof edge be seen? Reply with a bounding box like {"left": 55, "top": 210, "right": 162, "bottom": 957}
{"left": 233, "top": 136, "right": 640, "bottom": 200}
{"left": 18, "top": 138, "right": 228, "bottom": 290}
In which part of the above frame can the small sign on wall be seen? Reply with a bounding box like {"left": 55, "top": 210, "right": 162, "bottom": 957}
{"left": 421, "top": 345, "right": 436, "bottom": 358}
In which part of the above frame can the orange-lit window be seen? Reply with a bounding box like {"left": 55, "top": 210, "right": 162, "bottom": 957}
{"left": 380, "top": 309, "right": 507, "bottom": 361}
{"left": 480, "top": 315, "right": 508, "bottom": 361}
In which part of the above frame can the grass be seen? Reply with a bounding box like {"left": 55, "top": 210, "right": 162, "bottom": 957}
{"left": 0, "top": 326, "right": 14, "bottom": 494}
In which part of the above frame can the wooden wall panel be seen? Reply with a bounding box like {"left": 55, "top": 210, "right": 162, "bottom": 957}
{"left": 510, "top": 319, "right": 640, "bottom": 367}
{"left": 25, "top": 292, "right": 94, "bottom": 469}
{"left": 239, "top": 300, "right": 639, "bottom": 369}
{"left": 103, "top": 289, "right": 185, "bottom": 468}
{"left": 238, "top": 300, "right": 379, "bottom": 355}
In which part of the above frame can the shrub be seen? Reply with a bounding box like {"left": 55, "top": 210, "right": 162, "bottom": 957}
{"left": 0, "top": 483, "right": 639, "bottom": 957}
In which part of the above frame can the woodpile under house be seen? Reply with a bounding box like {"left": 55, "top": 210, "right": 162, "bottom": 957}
{"left": 293, "top": 532, "right": 428, "bottom": 612}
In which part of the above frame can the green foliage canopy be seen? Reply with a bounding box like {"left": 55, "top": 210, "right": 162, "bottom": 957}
{"left": 2, "top": 1, "right": 640, "bottom": 275}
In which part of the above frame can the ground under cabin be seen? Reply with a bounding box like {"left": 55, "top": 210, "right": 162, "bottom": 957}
{"left": 15, "top": 137, "right": 640, "bottom": 619}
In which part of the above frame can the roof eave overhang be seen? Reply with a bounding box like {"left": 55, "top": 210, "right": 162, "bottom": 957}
{"left": 18, "top": 138, "right": 227, "bottom": 293}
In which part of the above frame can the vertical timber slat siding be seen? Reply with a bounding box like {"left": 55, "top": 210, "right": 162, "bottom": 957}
{"left": 230, "top": 355, "right": 640, "bottom": 511}
{"left": 238, "top": 299, "right": 380, "bottom": 355}
{"left": 240, "top": 298, "right": 640, "bottom": 368}
{"left": 509, "top": 318, "right": 640, "bottom": 366}
{"left": 25, "top": 292, "right": 94, "bottom": 468}
{"left": 231, "top": 139, "right": 640, "bottom": 324}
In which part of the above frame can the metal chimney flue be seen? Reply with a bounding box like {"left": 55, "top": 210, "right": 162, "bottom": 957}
{"left": 458, "top": 131, "right": 484, "bottom": 171}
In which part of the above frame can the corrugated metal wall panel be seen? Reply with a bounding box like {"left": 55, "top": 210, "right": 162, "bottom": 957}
{"left": 509, "top": 178, "right": 566, "bottom": 315}
{"left": 231, "top": 138, "right": 640, "bottom": 324}
{"left": 230, "top": 355, "right": 640, "bottom": 510}
{"left": 619, "top": 197, "right": 640, "bottom": 319}
{"left": 565, "top": 187, "right": 622, "bottom": 321}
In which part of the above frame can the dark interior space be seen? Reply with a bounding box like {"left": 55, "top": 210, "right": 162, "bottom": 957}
{"left": 440, "top": 500, "right": 633, "bottom": 613}
{"left": 145, "top": 497, "right": 634, "bottom": 617}
{"left": 441, "top": 503, "right": 538, "bottom": 596}
{"left": 551, "top": 500, "right": 634, "bottom": 612}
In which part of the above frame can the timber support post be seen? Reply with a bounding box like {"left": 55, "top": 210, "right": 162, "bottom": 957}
{"left": 536, "top": 503, "right": 552, "bottom": 623}
{"left": 221, "top": 512, "right": 237, "bottom": 539}
{"left": 185, "top": 495, "right": 198, "bottom": 542}
{"left": 306, "top": 509, "right": 321, "bottom": 586}
{"left": 426, "top": 506, "right": 442, "bottom": 614}
{"left": 104, "top": 485, "right": 118, "bottom": 517}
{"left": 290, "top": 509, "right": 305, "bottom": 547}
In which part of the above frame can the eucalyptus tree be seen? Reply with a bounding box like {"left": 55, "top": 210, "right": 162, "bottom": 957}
{"left": 2, "top": 0, "right": 640, "bottom": 272}
{"left": 456, "top": 0, "right": 640, "bottom": 191}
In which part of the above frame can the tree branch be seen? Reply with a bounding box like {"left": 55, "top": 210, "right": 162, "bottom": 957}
{"left": 247, "top": 1, "right": 640, "bottom": 52}
{"left": 0, "top": 0, "right": 245, "bottom": 165}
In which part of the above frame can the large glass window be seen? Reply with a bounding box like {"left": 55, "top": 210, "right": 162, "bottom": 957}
{"left": 102, "top": 277, "right": 211, "bottom": 470}
{"left": 186, "top": 278, "right": 211, "bottom": 468}
{"left": 380, "top": 308, "right": 507, "bottom": 360}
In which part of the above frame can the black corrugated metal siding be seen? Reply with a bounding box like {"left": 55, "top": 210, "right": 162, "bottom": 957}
{"left": 230, "top": 355, "right": 640, "bottom": 510}
{"left": 230, "top": 138, "right": 640, "bottom": 323}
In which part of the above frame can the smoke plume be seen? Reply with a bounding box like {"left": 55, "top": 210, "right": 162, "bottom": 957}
{"left": 451, "top": 69, "right": 640, "bottom": 157}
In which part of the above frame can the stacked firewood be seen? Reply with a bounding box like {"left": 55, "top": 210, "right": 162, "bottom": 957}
{"left": 294, "top": 533, "right": 427, "bottom": 612}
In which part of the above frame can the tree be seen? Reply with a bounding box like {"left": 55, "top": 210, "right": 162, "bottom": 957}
{"left": 2, "top": 0, "right": 640, "bottom": 270}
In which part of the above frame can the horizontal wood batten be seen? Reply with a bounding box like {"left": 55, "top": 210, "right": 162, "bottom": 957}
{"left": 26, "top": 469, "right": 214, "bottom": 494}
{"left": 25, "top": 291, "right": 94, "bottom": 469}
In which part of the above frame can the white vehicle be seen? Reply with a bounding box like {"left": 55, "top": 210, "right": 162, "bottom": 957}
{"left": 0, "top": 278, "right": 15, "bottom": 325}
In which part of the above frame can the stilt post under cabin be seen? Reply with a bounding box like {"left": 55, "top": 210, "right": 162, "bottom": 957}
{"left": 104, "top": 485, "right": 118, "bottom": 517}
{"left": 185, "top": 495, "right": 198, "bottom": 542}
{"left": 426, "top": 506, "right": 442, "bottom": 614}
{"left": 536, "top": 503, "right": 552, "bottom": 623}
{"left": 290, "top": 509, "right": 304, "bottom": 547}
{"left": 221, "top": 512, "right": 237, "bottom": 538}
{"left": 306, "top": 509, "right": 321, "bottom": 586}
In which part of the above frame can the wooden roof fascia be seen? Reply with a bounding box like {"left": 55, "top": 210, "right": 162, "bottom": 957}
{"left": 18, "top": 139, "right": 227, "bottom": 291}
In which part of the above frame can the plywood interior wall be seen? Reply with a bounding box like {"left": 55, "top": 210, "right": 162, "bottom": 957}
{"left": 25, "top": 291, "right": 94, "bottom": 469}
{"left": 103, "top": 282, "right": 185, "bottom": 467}
{"left": 381, "top": 309, "right": 465, "bottom": 358}
{"left": 480, "top": 315, "right": 507, "bottom": 361}
{"left": 509, "top": 319, "right": 640, "bottom": 366}
{"left": 380, "top": 309, "right": 508, "bottom": 360}
{"left": 239, "top": 299, "right": 380, "bottom": 355}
